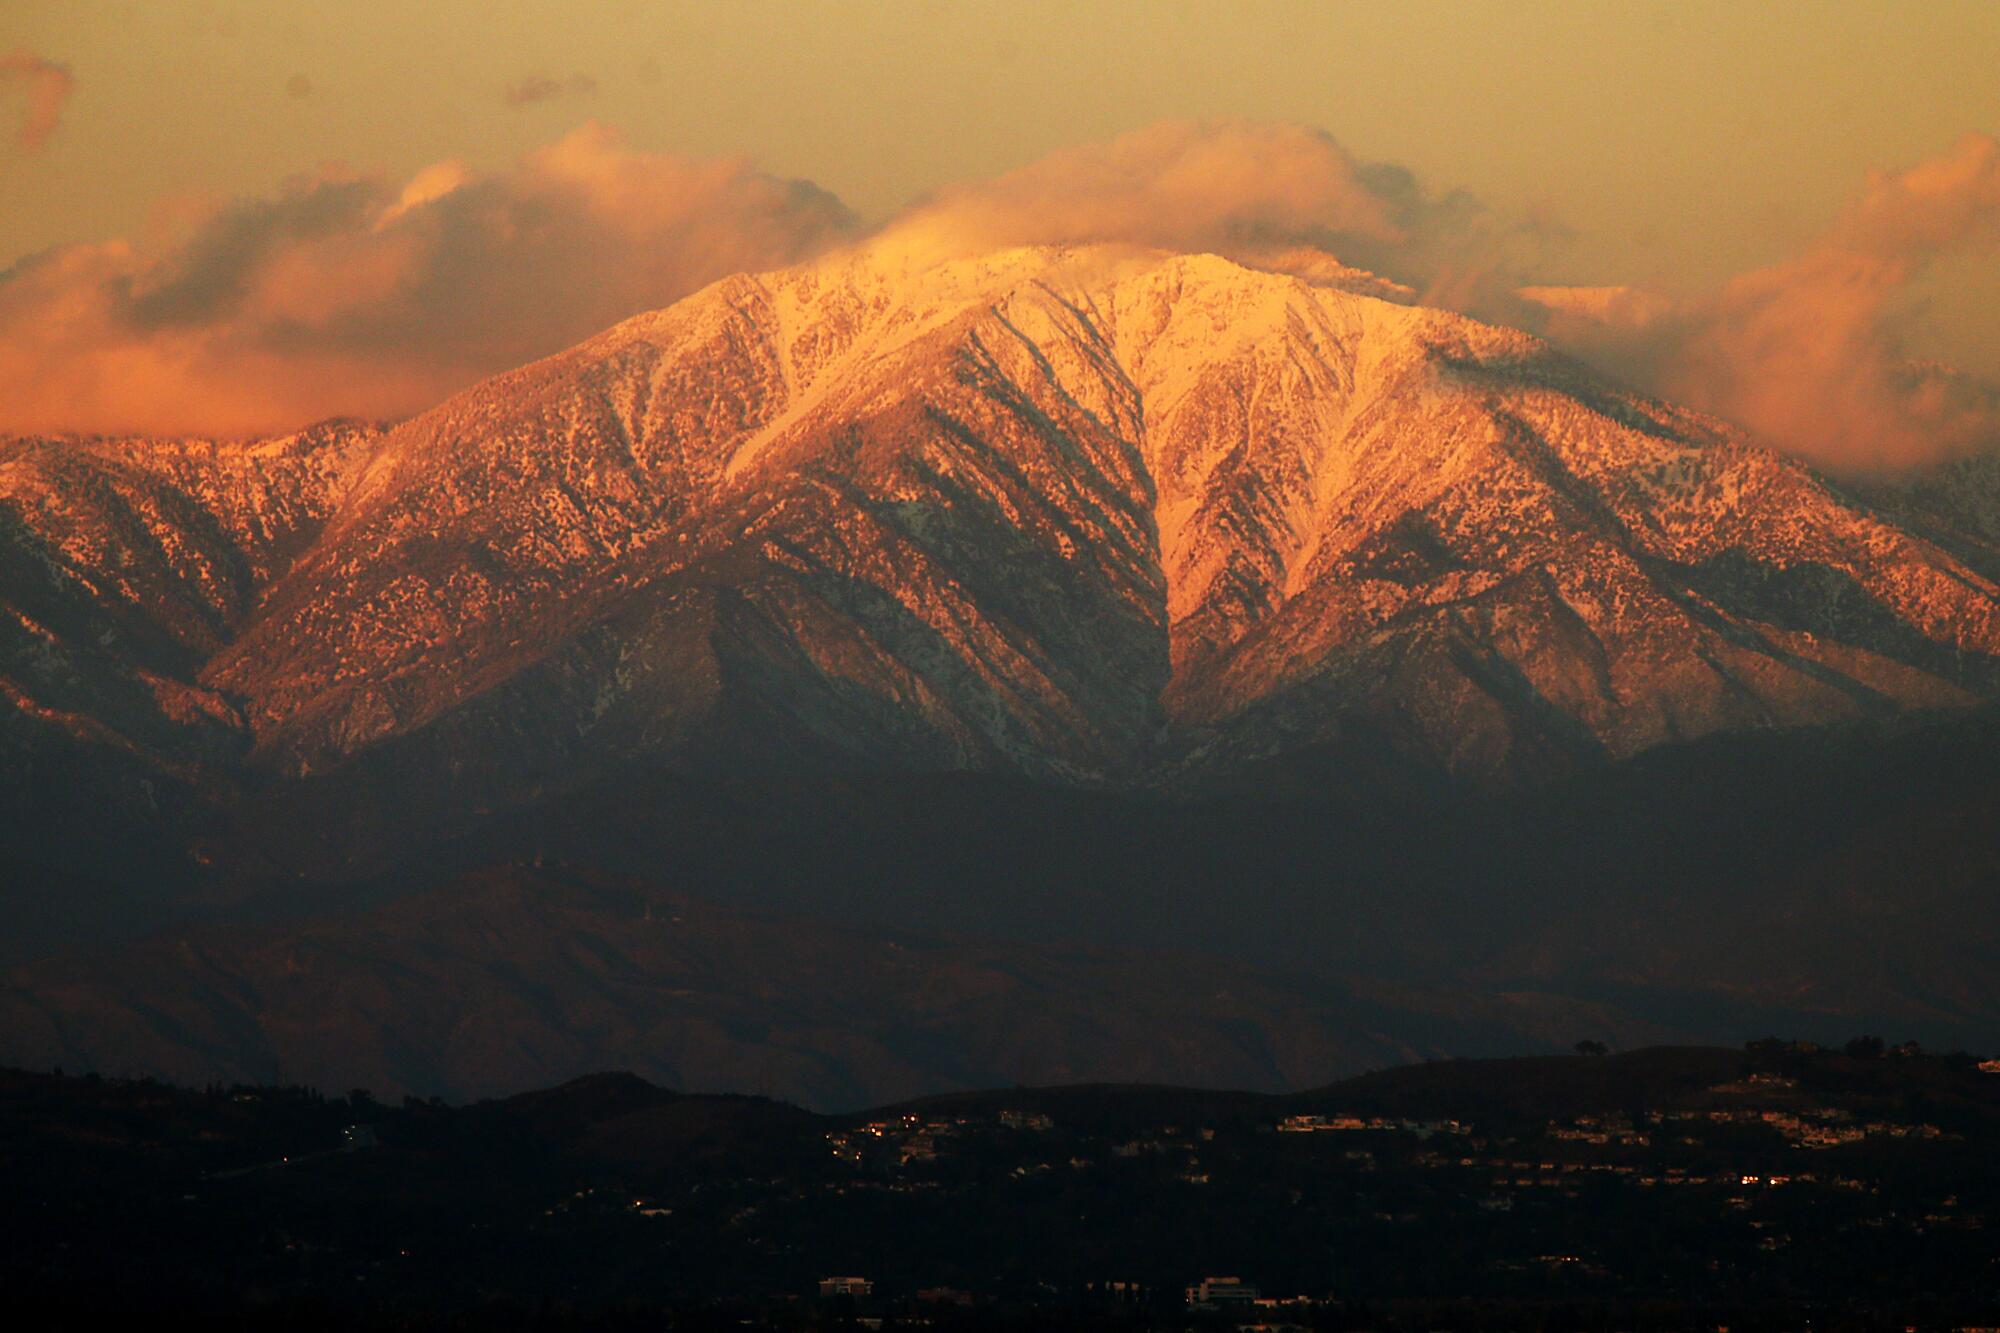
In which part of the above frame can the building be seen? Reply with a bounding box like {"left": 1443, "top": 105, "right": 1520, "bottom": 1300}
{"left": 1187, "top": 1276, "right": 1260, "bottom": 1307}
{"left": 819, "top": 1276, "right": 874, "bottom": 1298}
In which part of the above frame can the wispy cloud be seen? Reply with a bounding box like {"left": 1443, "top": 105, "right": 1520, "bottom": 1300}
{"left": 0, "top": 48, "right": 74, "bottom": 151}
{"left": 501, "top": 72, "right": 597, "bottom": 110}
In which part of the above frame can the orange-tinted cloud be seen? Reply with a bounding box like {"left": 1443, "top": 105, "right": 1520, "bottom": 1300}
{"left": 888, "top": 120, "right": 1402, "bottom": 255}
{"left": 878, "top": 119, "right": 1534, "bottom": 304}
{"left": 0, "top": 123, "right": 854, "bottom": 437}
{"left": 0, "top": 118, "right": 1549, "bottom": 440}
{"left": 891, "top": 120, "right": 2000, "bottom": 472}
{"left": 1523, "top": 134, "right": 2000, "bottom": 471}
{"left": 0, "top": 48, "right": 73, "bottom": 150}
{"left": 7, "top": 115, "right": 1995, "bottom": 472}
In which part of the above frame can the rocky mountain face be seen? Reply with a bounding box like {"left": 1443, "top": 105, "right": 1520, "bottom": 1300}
{"left": 8, "top": 242, "right": 2000, "bottom": 857}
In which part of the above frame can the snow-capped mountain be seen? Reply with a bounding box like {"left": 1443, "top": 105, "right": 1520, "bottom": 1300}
{"left": 10, "top": 242, "right": 2000, "bottom": 1094}
{"left": 7, "top": 242, "right": 2000, "bottom": 837}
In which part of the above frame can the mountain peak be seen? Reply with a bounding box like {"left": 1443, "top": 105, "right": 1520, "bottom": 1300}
{"left": 6, "top": 244, "right": 2000, "bottom": 863}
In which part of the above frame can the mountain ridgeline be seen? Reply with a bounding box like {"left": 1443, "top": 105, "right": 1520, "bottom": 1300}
{"left": 5, "top": 242, "right": 2000, "bottom": 1096}
{"left": 10, "top": 244, "right": 2000, "bottom": 815}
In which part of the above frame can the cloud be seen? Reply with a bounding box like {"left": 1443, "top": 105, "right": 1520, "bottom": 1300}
{"left": 876, "top": 119, "right": 1541, "bottom": 306}
{"left": 0, "top": 48, "right": 74, "bottom": 150}
{"left": 0, "top": 117, "right": 1586, "bottom": 440}
{"left": 884, "top": 119, "right": 2000, "bottom": 472}
{"left": 501, "top": 72, "right": 597, "bottom": 109}
{"left": 1521, "top": 134, "right": 2000, "bottom": 472}
{"left": 0, "top": 123, "right": 855, "bottom": 437}
{"left": 7, "top": 114, "right": 1994, "bottom": 472}
{"left": 886, "top": 120, "right": 1402, "bottom": 255}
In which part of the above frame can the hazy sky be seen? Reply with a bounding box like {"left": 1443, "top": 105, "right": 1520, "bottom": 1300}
{"left": 4, "top": 0, "right": 1999, "bottom": 461}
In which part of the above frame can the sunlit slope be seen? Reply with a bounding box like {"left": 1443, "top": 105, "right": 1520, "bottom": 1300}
{"left": 9, "top": 244, "right": 2000, "bottom": 803}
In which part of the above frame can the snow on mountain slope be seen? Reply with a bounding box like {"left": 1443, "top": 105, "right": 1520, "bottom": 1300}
{"left": 202, "top": 247, "right": 1168, "bottom": 782}
{"left": 1871, "top": 450, "right": 2000, "bottom": 583}
{"left": 0, "top": 420, "right": 380, "bottom": 776}
{"left": 1098, "top": 251, "right": 2000, "bottom": 781}
{"left": 8, "top": 243, "right": 2000, "bottom": 812}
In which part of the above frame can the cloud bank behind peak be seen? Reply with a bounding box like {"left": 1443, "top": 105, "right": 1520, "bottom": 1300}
{"left": 2, "top": 117, "right": 1995, "bottom": 472}
{"left": 0, "top": 123, "right": 853, "bottom": 438}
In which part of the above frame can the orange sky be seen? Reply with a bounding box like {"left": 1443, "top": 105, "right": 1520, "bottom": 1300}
{"left": 3, "top": 0, "right": 1998, "bottom": 466}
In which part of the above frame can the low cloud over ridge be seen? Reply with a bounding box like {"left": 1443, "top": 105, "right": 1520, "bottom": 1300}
{"left": 878, "top": 119, "right": 1541, "bottom": 311}
{"left": 1522, "top": 133, "right": 2000, "bottom": 472}
{"left": 2, "top": 117, "right": 1996, "bottom": 471}
{"left": 887, "top": 120, "right": 2000, "bottom": 472}
{"left": 0, "top": 123, "right": 853, "bottom": 437}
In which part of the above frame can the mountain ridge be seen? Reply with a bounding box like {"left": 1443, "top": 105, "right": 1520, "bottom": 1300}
{"left": 7, "top": 241, "right": 2000, "bottom": 921}
{"left": 8, "top": 252, "right": 2000, "bottom": 1100}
